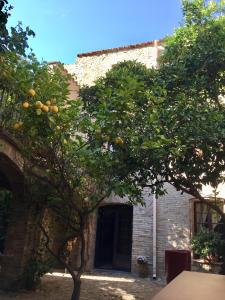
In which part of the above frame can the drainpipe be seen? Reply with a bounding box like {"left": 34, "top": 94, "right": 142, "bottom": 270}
{"left": 152, "top": 41, "right": 158, "bottom": 280}
{"left": 152, "top": 193, "right": 157, "bottom": 279}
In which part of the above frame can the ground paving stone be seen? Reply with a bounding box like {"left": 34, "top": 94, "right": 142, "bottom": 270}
{"left": 0, "top": 271, "right": 164, "bottom": 300}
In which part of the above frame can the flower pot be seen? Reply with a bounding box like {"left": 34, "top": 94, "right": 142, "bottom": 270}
{"left": 137, "top": 263, "right": 149, "bottom": 278}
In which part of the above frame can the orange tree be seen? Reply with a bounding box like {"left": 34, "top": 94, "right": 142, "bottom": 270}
{"left": 0, "top": 56, "right": 127, "bottom": 299}
{"left": 0, "top": 6, "right": 147, "bottom": 298}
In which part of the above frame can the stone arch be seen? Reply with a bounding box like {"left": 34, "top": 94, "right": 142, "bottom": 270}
{"left": 0, "top": 131, "right": 24, "bottom": 173}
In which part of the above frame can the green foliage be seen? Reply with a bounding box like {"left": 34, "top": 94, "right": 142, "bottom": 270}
{"left": 150, "top": 0, "right": 225, "bottom": 198}
{"left": 0, "top": 0, "right": 35, "bottom": 55}
{"left": 160, "top": 0, "right": 225, "bottom": 99}
{"left": 81, "top": 60, "right": 163, "bottom": 201}
{"left": 22, "top": 244, "right": 55, "bottom": 290}
{"left": 191, "top": 229, "right": 225, "bottom": 263}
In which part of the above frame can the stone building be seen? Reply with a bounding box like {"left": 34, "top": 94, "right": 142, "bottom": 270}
{"left": 0, "top": 40, "right": 224, "bottom": 290}
{"left": 64, "top": 39, "right": 225, "bottom": 278}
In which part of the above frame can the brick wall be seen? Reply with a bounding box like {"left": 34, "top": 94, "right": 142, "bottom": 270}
{"left": 0, "top": 134, "right": 40, "bottom": 290}
{"left": 155, "top": 184, "right": 191, "bottom": 277}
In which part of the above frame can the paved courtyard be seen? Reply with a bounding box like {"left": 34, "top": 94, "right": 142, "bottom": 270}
{"left": 0, "top": 271, "right": 164, "bottom": 300}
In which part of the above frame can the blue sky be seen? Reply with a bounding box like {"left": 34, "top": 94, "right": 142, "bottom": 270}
{"left": 8, "top": 0, "right": 183, "bottom": 64}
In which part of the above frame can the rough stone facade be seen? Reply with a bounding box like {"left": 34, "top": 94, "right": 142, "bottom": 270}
{"left": 49, "top": 62, "right": 79, "bottom": 99}
{"left": 65, "top": 40, "right": 163, "bottom": 87}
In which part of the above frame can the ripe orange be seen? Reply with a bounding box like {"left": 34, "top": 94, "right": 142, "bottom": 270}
{"left": 51, "top": 105, "right": 59, "bottom": 113}
{"left": 28, "top": 89, "right": 36, "bottom": 97}
{"left": 114, "top": 137, "right": 124, "bottom": 145}
{"left": 22, "top": 101, "right": 29, "bottom": 109}
{"left": 35, "top": 101, "right": 43, "bottom": 109}
{"left": 42, "top": 105, "right": 49, "bottom": 112}
{"left": 13, "top": 122, "right": 22, "bottom": 129}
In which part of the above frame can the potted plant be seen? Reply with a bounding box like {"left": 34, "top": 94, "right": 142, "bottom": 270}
{"left": 137, "top": 256, "right": 149, "bottom": 278}
{"left": 191, "top": 229, "right": 225, "bottom": 273}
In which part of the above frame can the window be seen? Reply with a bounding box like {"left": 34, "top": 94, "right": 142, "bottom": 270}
{"left": 194, "top": 200, "right": 225, "bottom": 233}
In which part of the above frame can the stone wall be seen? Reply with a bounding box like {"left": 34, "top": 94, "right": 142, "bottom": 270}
{"left": 0, "top": 198, "right": 40, "bottom": 290}
{"left": 0, "top": 133, "right": 38, "bottom": 290}
{"left": 0, "top": 133, "right": 23, "bottom": 173}
{"left": 48, "top": 62, "right": 79, "bottom": 100}
{"left": 65, "top": 42, "right": 163, "bottom": 87}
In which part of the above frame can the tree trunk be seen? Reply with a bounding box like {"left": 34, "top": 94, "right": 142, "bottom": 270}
{"left": 71, "top": 279, "right": 81, "bottom": 300}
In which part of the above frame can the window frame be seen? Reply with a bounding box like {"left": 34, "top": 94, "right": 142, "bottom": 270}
{"left": 193, "top": 198, "right": 225, "bottom": 234}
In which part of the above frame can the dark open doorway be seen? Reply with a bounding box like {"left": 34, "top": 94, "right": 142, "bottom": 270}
{"left": 0, "top": 171, "right": 12, "bottom": 254}
{"left": 94, "top": 204, "right": 133, "bottom": 272}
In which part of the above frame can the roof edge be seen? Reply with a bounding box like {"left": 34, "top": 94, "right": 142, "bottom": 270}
{"left": 77, "top": 39, "right": 164, "bottom": 58}
{"left": 48, "top": 61, "right": 61, "bottom": 65}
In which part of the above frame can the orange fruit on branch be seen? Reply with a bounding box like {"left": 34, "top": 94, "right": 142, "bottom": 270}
{"left": 114, "top": 137, "right": 124, "bottom": 145}
{"left": 35, "top": 101, "right": 43, "bottom": 109}
{"left": 22, "top": 101, "right": 29, "bottom": 109}
{"left": 13, "top": 122, "right": 22, "bottom": 129}
{"left": 42, "top": 105, "right": 49, "bottom": 112}
{"left": 51, "top": 105, "right": 59, "bottom": 113}
{"left": 28, "top": 89, "right": 36, "bottom": 97}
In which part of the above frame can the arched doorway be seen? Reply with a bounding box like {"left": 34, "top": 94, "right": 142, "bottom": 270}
{"left": 0, "top": 134, "right": 37, "bottom": 290}
{"left": 0, "top": 182, "right": 12, "bottom": 255}
{"left": 94, "top": 204, "right": 133, "bottom": 272}
{"left": 0, "top": 151, "right": 27, "bottom": 289}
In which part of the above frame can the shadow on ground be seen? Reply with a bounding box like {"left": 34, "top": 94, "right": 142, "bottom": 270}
{"left": 0, "top": 271, "right": 163, "bottom": 300}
